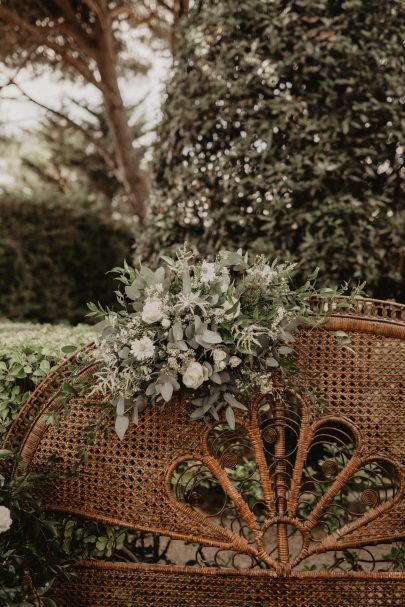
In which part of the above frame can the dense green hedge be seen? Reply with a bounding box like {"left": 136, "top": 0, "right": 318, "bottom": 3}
{"left": 0, "top": 200, "right": 134, "bottom": 323}
{"left": 147, "top": 0, "right": 405, "bottom": 301}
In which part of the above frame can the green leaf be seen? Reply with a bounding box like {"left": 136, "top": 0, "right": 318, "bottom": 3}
{"left": 61, "top": 345, "right": 77, "bottom": 354}
{"left": 115, "top": 415, "right": 129, "bottom": 440}
{"left": 225, "top": 405, "right": 235, "bottom": 430}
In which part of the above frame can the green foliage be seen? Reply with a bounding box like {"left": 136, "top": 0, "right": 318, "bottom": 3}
{"left": 147, "top": 0, "right": 405, "bottom": 301}
{"left": 0, "top": 467, "right": 70, "bottom": 607}
{"left": 0, "top": 199, "right": 134, "bottom": 323}
{"left": 90, "top": 249, "right": 362, "bottom": 434}
{"left": 0, "top": 322, "right": 93, "bottom": 444}
{"left": 384, "top": 543, "right": 405, "bottom": 571}
{"left": 0, "top": 466, "right": 131, "bottom": 606}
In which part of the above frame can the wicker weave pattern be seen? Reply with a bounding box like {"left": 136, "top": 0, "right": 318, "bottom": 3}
{"left": 52, "top": 563, "right": 405, "bottom": 607}
{"left": 4, "top": 299, "right": 404, "bottom": 600}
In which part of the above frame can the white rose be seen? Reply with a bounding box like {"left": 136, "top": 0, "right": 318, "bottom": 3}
{"left": 142, "top": 300, "right": 163, "bottom": 324}
{"left": 182, "top": 362, "right": 207, "bottom": 389}
{"left": 212, "top": 349, "right": 227, "bottom": 364}
{"left": 0, "top": 506, "right": 12, "bottom": 534}
{"left": 229, "top": 356, "right": 242, "bottom": 368}
{"left": 223, "top": 297, "right": 241, "bottom": 318}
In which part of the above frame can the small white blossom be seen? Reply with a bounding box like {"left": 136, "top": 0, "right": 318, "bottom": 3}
{"left": 212, "top": 348, "right": 227, "bottom": 363}
{"left": 0, "top": 506, "right": 12, "bottom": 534}
{"left": 200, "top": 261, "right": 216, "bottom": 283}
{"left": 161, "top": 318, "right": 171, "bottom": 328}
{"left": 130, "top": 337, "right": 155, "bottom": 361}
{"left": 257, "top": 374, "right": 273, "bottom": 394}
{"left": 273, "top": 306, "right": 286, "bottom": 327}
{"left": 142, "top": 300, "right": 163, "bottom": 324}
{"left": 229, "top": 356, "right": 242, "bottom": 368}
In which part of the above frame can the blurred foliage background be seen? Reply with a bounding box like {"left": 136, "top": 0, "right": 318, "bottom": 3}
{"left": 0, "top": 0, "right": 404, "bottom": 320}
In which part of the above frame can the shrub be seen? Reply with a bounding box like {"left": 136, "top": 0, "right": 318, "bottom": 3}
{"left": 0, "top": 321, "right": 94, "bottom": 443}
{"left": 146, "top": 0, "right": 405, "bottom": 301}
{"left": 0, "top": 199, "right": 134, "bottom": 323}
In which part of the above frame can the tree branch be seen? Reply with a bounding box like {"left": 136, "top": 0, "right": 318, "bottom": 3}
{"left": 82, "top": 0, "right": 108, "bottom": 27}
{"left": 12, "top": 82, "right": 116, "bottom": 173}
{"left": 0, "top": 45, "right": 37, "bottom": 90}
{"left": 50, "top": 0, "right": 99, "bottom": 50}
{"left": 116, "top": 546, "right": 139, "bottom": 563}
{"left": 0, "top": 6, "right": 105, "bottom": 92}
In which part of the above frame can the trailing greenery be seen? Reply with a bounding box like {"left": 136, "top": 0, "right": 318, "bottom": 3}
{"left": 146, "top": 0, "right": 405, "bottom": 301}
{"left": 0, "top": 199, "right": 134, "bottom": 323}
{"left": 0, "top": 461, "right": 132, "bottom": 607}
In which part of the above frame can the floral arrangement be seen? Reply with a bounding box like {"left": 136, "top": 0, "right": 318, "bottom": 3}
{"left": 89, "top": 249, "right": 359, "bottom": 439}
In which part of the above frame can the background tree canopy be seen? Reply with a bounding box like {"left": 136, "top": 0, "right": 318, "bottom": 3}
{"left": 0, "top": 0, "right": 188, "bottom": 219}
{"left": 146, "top": 0, "right": 405, "bottom": 301}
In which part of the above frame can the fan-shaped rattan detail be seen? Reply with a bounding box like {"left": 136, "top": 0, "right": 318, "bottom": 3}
{"left": 4, "top": 299, "right": 405, "bottom": 586}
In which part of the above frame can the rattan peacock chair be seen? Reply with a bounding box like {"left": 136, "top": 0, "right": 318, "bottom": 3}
{"left": 4, "top": 297, "right": 405, "bottom": 606}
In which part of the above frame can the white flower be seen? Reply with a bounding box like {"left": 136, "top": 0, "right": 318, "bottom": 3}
{"left": 229, "top": 356, "right": 242, "bottom": 368}
{"left": 142, "top": 300, "right": 163, "bottom": 324}
{"left": 247, "top": 264, "right": 277, "bottom": 285}
{"left": 200, "top": 261, "right": 216, "bottom": 283}
{"left": 216, "top": 360, "right": 227, "bottom": 371}
{"left": 130, "top": 337, "right": 155, "bottom": 361}
{"left": 212, "top": 348, "right": 227, "bottom": 364}
{"left": 0, "top": 506, "right": 12, "bottom": 534}
{"left": 261, "top": 265, "right": 277, "bottom": 282}
{"left": 161, "top": 318, "right": 171, "bottom": 328}
{"left": 272, "top": 306, "right": 285, "bottom": 326}
{"left": 223, "top": 296, "right": 241, "bottom": 318}
{"left": 182, "top": 362, "right": 208, "bottom": 389}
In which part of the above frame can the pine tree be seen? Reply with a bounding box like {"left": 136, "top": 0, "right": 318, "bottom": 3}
{"left": 148, "top": 0, "right": 405, "bottom": 301}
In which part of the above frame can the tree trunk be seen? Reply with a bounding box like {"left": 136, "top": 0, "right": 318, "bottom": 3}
{"left": 96, "top": 26, "right": 147, "bottom": 221}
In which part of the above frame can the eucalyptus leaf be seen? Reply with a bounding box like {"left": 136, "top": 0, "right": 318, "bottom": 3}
{"left": 115, "top": 415, "right": 129, "bottom": 440}
{"left": 225, "top": 406, "right": 236, "bottom": 430}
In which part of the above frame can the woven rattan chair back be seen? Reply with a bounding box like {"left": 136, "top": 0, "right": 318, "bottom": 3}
{"left": 5, "top": 298, "right": 405, "bottom": 606}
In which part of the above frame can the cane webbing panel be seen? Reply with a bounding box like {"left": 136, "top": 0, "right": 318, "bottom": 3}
{"left": 52, "top": 563, "right": 405, "bottom": 607}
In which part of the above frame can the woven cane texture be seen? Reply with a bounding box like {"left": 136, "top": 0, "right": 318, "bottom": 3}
{"left": 293, "top": 319, "right": 404, "bottom": 550}
{"left": 52, "top": 563, "right": 405, "bottom": 607}
{"left": 7, "top": 299, "right": 405, "bottom": 577}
